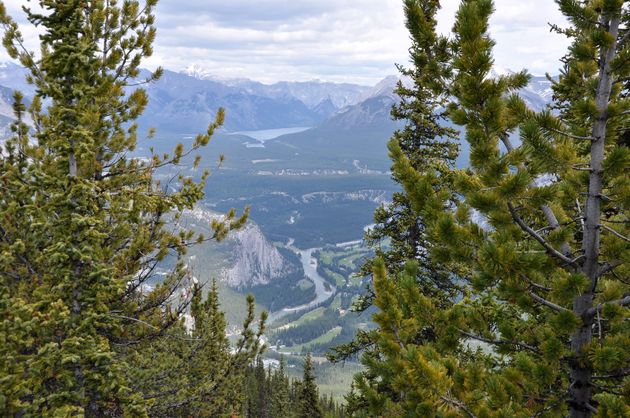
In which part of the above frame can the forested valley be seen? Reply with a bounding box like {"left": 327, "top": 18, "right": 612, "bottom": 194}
{"left": 0, "top": 0, "right": 629, "bottom": 417}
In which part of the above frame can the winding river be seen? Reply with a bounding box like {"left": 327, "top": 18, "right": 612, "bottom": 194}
{"left": 268, "top": 245, "right": 336, "bottom": 323}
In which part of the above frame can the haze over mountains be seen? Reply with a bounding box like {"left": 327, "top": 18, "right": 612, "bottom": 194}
{"left": 0, "top": 62, "right": 558, "bottom": 292}
{"left": 0, "top": 61, "right": 555, "bottom": 135}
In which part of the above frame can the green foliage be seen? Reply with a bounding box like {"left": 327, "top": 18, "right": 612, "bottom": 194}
{"left": 126, "top": 280, "right": 266, "bottom": 417}
{"left": 298, "top": 353, "right": 324, "bottom": 418}
{"left": 349, "top": 0, "right": 630, "bottom": 417}
{"left": 361, "top": 0, "right": 460, "bottom": 289}
{"left": 337, "top": 0, "right": 462, "bottom": 377}
{"left": 241, "top": 355, "right": 346, "bottom": 418}
{"left": 0, "top": 1, "right": 259, "bottom": 416}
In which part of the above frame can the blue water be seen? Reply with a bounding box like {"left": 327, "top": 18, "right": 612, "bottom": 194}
{"left": 231, "top": 126, "right": 311, "bottom": 147}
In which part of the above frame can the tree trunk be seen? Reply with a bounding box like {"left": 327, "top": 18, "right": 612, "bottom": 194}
{"left": 569, "top": 15, "right": 620, "bottom": 418}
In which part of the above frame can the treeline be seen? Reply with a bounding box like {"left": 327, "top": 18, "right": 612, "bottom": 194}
{"left": 245, "top": 271, "right": 315, "bottom": 312}
{"left": 271, "top": 299, "right": 374, "bottom": 355}
{"left": 243, "top": 354, "right": 345, "bottom": 418}
{"left": 272, "top": 310, "right": 340, "bottom": 347}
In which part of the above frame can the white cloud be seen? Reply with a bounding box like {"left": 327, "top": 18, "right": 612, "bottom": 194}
{"left": 0, "top": 0, "right": 571, "bottom": 84}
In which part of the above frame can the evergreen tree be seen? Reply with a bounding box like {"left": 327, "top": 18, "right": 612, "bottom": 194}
{"left": 270, "top": 356, "right": 292, "bottom": 418}
{"left": 0, "top": 1, "right": 256, "bottom": 416}
{"left": 240, "top": 355, "right": 345, "bottom": 418}
{"left": 356, "top": 0, "right": 630, "bottom": 417}
{"left": 363, "top": 0, "right": 458, "bottom": 285}
{"left": 298, "top": 353, "right": 324, "bottom": 418}
{"left": 128, "top": 280, "right": 266, "bottom": 417}
{"left": 329, "top": 0, "right": 460, "bottom": 366}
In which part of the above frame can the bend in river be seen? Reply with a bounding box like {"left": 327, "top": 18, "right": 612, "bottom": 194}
{"left": 268, "top": 245, "right": 336, "bottom": 323}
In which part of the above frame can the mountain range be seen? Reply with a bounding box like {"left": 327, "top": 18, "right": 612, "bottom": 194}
{"left": 0, "top": 62, "right": 562, "bottom": 361}
{"left": 0, "top": 62, "right": 558, "bottom": 289}
{"left": 0, "top": 61, "right": 556, "bottom": 135}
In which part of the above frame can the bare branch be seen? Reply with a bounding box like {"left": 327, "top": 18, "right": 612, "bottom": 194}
{"left": 542, "top": 126, "right": 593, "bottom": 141}
{"left": 593, "top": 366, "right": 630, "bottom": 380}
{"left": 617, "top": 28, "right": 630, "bottom": 50}
{"left": 528, "top": 290, "right": 570, "bottom": 313}
{"left": 600, "top": 224, "right": 630, "bottom": 243}
{"left": 459, "top": 330, "right": 541, "bottom": 354}
{"left": 585, "top": 295, "right": 630, "bottom": 318}
{"left": 440, "top": 395, "right": 477, "bottom": 418}
{"left": 598, "top": 260, "right": 624, "bottom": 277}
{"left": 508, "top": 202, "right": 579, "bottom": 268}
{"left": 521, "top": 274, "right": 552, "bottom": 292}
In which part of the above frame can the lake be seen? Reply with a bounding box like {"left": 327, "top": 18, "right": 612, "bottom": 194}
{"left": 230, "top": 126, "right": 311, "bottom": 147}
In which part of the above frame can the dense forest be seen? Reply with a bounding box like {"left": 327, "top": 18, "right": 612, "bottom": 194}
{"left": 0, "top": 0, "right": 629, "bottom": 417}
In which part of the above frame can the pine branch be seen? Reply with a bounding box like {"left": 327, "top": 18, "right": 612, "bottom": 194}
{"left": 528, "top": 290, "right": 569, "bottom": 312}
{"left": 585, "top": 295, "right": 630, "bottom": 318}
{"left": 593, "top": 366, "right": 630, "bottom": 380}
{"left": 521, "top": 274, "right": 552, "bottom": 292}
{"left": 440, "top": 395, "right": 477, "bottom": 418}
{"left": 599, "top": 224, "right": 630, "bottom": 243}
{"left": 507, "top": 202, "right": 578, "bottom": 268}
{"left": 616, "top": 28, "right": 630, "bottom": 50}
{"left": 598, "top": 260, "right": 624, "bottom": 277}
{"left": 459, "top": 330, "right": 541, "bottom": 354}
{"left": 542, "top": 126, "right": 593, "bottom": 141}
{"left": 499, "top": 135, "right": 572, "bottom": 257}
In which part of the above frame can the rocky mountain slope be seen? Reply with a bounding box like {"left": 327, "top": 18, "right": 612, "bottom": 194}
{"left": 184, "top": 64, "right": 369, "bottom": 109}
{"left": 182, "top": 206, "right": 301, "bottom": 288}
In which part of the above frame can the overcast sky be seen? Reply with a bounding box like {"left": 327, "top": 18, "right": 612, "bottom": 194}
{"left": 1, "top": 0, "right": 570, "bottom": 85}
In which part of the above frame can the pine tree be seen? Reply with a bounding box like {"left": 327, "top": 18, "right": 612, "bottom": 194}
{"left": 128, "top": 280, "right": 266, "bottom": 417}
{"left": 357, "top": 0, "right": 630, "bottom": 417}
{"left": 270, "top": 356, "right": 292, "bottom": 418}
{"left": 298, "top": 353, "right": 324, "bottom": 418}
{"left": 0, "top": 1, "right": 254, "bottom": 416}
{"left": 328, "top": 0, "right": 460, "bottom": 366}
{"left": 363, "top": 0, "right": 458, "bottom": 286}
{"left": 334, "top": 0, "right": 462, "bottom": 411}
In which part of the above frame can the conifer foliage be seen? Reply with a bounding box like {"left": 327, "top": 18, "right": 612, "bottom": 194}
{"left": 0, "top": 1, "right": 262, "bottom": 416}
{"left": 353, "top": 0, "right": 630, "bottom": 417}
{"left": 298, "top": 353, "right": 324, "bottom": 418}
{"left": 241, "top": 354, "right": 345, "bottom": 418}
{"left": 127, "top": 280, "right": 266, "bottom": 417}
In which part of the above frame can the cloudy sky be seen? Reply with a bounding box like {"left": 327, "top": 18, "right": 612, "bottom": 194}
{"left": 1, "top": 0, "right": 570, "bottom": 85}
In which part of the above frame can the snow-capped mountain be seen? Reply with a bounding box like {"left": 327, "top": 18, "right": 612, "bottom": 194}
{"left": 490, "top": 67, "right": 556, "bottom": 111}
{"left": 0, "top": 62, "right": 557, "bottom": 137}
{"left": 182, "top": 64, "right": 370, "bottom": 109}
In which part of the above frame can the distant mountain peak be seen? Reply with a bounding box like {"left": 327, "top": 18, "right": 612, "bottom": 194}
{"left": 358, "top": 75, "right": 411, "bottom": 102}
{"left": 490, "top": 67, "right": 517, "bottom": 77}
{"left": 182, "top": 64, "right": 213, "bottom": 80}
{"left": 180, "top": 64, "right": 250, "bottom": 84}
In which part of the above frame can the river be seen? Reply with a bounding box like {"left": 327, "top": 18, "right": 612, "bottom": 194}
{"left": 267, "top": 245, "right": 336, "bottom": 323}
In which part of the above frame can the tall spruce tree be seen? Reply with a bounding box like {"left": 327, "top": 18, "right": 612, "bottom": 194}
{"left": 298, "top": 353, "right": 324, "bottom": 418}
{"left": 270, "top": 356, "right": 292, "bottom": 418}
{"left": 0, "top": 1, "right": 259, "bottom": 416}
{"left": 354, "top": 0, "right": 630, "bottom": 417}
{"left": 363, "top": 0, "right": 458, "bottom": 284}
{"left": 329, "top": 0, "right": 460, "bottom": 368}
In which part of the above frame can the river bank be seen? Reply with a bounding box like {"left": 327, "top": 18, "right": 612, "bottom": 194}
{"left": 268, "top": 244, "right": 336, "bottom": 323}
